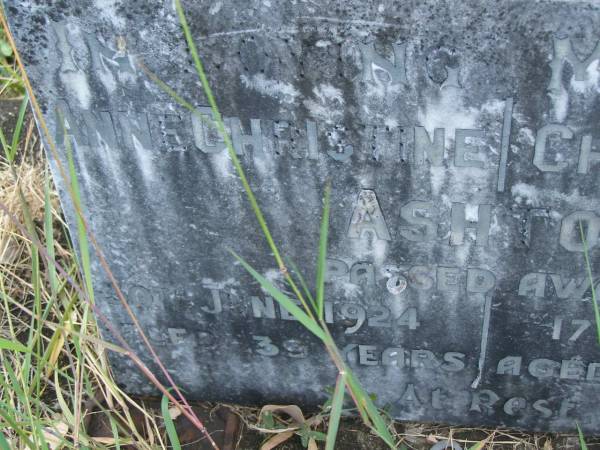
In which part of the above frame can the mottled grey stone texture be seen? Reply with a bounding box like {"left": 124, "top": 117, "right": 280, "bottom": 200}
{"left": 6, "top": 0, "right": 600, "bottom": 432}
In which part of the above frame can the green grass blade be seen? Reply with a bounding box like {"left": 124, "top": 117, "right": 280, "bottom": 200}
{"left": 346, "top": 372, "right": 395, "bottom": 448}
{"left": 231, "top": 251, "right": 326, "bottom": 341}
{"left": 0, "top": 338, "right": 29, "bottom": 353}
{"left": 325, "top": 372, "right": 345, "bottom": 450}
{"left": 44, "top": 173, "right": 58, "bottom": 296}
{"left": 0, "top": 432, "right": 11, "bottom": 450}
{"left": 468, "top": 441, "right": 484, "bottom": 450}
{"left": 577, "top": 423, "right": 588, "bottom": 450}
{"left": 161, "top": 393, "right": 182, "bottom": 450}
{"left": 10, "top": 92, "right": 28, "bottom": 155}
{"left": 109, "top": 415, "right": 121, "bottom": 450}
{"left": 64, "top": 124, "right": 94, "bottom": 304}
{"left": 0, "top": 126, "right": 10, "bottom": 162}
{"left": 579, "top": 220, "right": 600, "bottom": 345}
{"left": 287, "top": 258, "right": 317, "bottom": 311}
{"left": 316, "top": 182, "right": 331, "bottom": 320}
{"left": 173, "top": 0, "right": 286, "bottom": 272}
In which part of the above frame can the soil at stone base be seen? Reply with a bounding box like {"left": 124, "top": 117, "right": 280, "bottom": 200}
{"left": 85, "top": 398, "right": 600, "bottom": 450}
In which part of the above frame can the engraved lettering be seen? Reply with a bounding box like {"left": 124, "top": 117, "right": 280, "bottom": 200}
{"left": 560, "top": 359, "right": 586, "bottom": 380}
{"left": 504, "top": 397, "right": 527, "bottom": 416}
{"left": 533, "top": 124, "right": 572, "bottom": 172}
{"left": 368, "top": 306, "right": 391, "bottom": 327}
{"left": 533, "top": 399, "right": 553, "bottom": 418}
{"left": 399, "top": 201, "right": 436, "bottom": 241}
{"left": 528, "top": 358, "right": 560, "bottom": 378}
{"left": 253, "top": 335, "right": 279, "bottom": 356}
{"left": 202, "top": 288, "right": 223, "bottom": 314}
{"left": 586, "top": 363, "right": 600, "bottom": 381}
{"left": 467, "top": 268, "right": 496, "bottom": 294}
{"left": 397, "top": 307, "right": 420, "bottom": 330}
{"left": 548, "top": 36, "right": 600, "bottom": 96}
{"left": 399, "top": 383, "right": 422, "bottom": 404}
{"left": 496, "top": 356, "right": 522, "bottom": 375}
{"left": 167, "top": 328, "right": 187, "bottom": 345}
{"left": 341, "top": 304, "right": 367, "bottom": 334}
{"left": 230, "top": 117, "right": 263, "bottom": 155}
{"left": 560, "top": 211, "right": 600, "bottom": 252}
{"left": 408, "top": 265, "right": 435, "bottom": 290}
{"left": 359, "top": 41, "right": 407, "bottom": 88}
{"left": 382, "top": 347, "right": 407, "bottom": 367}
{"left": 549, "top": 274, "right": 590, "bottom": 299}
{"left": 358, "top": 345, "right": 379, "bottom": 365}
{"left": 470, "top": 389, "right": 500, "bottom": 414}
{"left": 450, "top": 203, "right": 491, "bottom": 246}
{"left": 348, "top": 190, "right": 391, "bottom": 240}
{"left": 437, "top": 266, "right": 460, "bottom": 292}
{"left": 577, "top": 134, "right": 600, "bottom": 174}
{"left": 442, "top": 352, "right": 466, "bottom": 372}
{"left": 350, "top": 262, "right": 376, "bottom": 287}
{"left": 326, "top": 258, "right": 349, "bottom": 281}
{"left": 411, "top": 349, "right": 439, "bottom": 369}
{"left": 414, "top": 127, "right": 444, "bottom": 166}
{"left": 251, "top": 296, "right": 276, "bottom": 319}
{"left": 518, "top": 272, "right": 546, "bottom": 297}
{"left": 455, "top": 129, "right": 485, "bottom": 168}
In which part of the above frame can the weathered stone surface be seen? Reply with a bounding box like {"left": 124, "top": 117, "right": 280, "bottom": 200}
{"left": 6, "top": 0, "right": 600, "bottom": 433}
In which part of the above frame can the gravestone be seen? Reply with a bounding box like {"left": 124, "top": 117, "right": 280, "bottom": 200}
{"left": 6, "top": 0, "right": 600, "bottom": 433}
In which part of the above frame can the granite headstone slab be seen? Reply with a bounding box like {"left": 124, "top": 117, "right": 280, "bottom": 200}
{"left": 6, "top": 0, "right": 600, "bottom": 433}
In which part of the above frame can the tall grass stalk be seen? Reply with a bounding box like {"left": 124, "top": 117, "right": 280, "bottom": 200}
{"left": 579, "top": 220, "right": 600, "bottom": 345}
{"left": 170, "top": 0, "right": 397, "bottom": 446}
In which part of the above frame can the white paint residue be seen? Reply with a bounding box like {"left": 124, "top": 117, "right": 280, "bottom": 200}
{"left": 97, "top": 64, "right": 117, "bottom": 95}
{"left": 201, "top": 277, "right": 238, "bottom": 289}
{"left": 571, "top": 60, "right": 600, "bottom": 93}
{"left": 440, "top": 194, "right": 453, "bottom": 209}
{"left": 315, "top": 40, "right": 331, "bottom": 47}
{"left": 518, "top": 127, "right": 535, "bottom": 145}
{"left": 384, "top": 117, "right": 398, "bottom": 128}
{"left": 132, "top": 135, "right": 154, "bottom": 181}
{"left": 350, "top": 236, "right": 371, "bottom": 260}
{"left": 95, "top": 0, "right": 125, "bottom": 28}
{"left": 210, "top": 149, "right": 233, "bottom": 178}
{"left": 465, "top": 204, "right": 479, "bottom": 222}
{"left": 314, "top": 83, "right": 344, "bottom": 104}
{"left": 373, "top": 239, "right": 388, "bottom": 266}
{"left": 511, "top": 183, "right": 540, "bottom": 206}
{"left": 304, "top": 99, "right": 343, "bottom": 123}
{"left": 304, "top": 83, "right": 345, "bottom": 123}
{"left": 209, "top": 1, "right": 222, "bottom": 14}
{"left": 430, "top": 166, "right": 445, "bottom": 197}
{"left": 511, "top": 182, "right": 596, "bottom": 208}
{"left": 455, "top": 240, "right": 472, "bottom": 267}
{"left": 489, "top": 213, "right": 502, "bottom": 236}
{"left": 481, "top": 98, "right": 505, "bottom": 116}
{"left": 240, "top": 73, "right": 299, "bottom": 104}
{"left": 418, "top": 86, "right": 478, "bottom": 145}
{"left": 60, "top": 72, "right": 92, "bottom": 110}
{"left": 549, "top": 86, "right": 569, "bottom": 123}
{"left": 340, "top": 282, "right": 362, "bottom": 299}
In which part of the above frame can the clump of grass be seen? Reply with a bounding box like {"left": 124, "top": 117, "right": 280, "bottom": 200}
{"left": 0, "top": 29, "right": 184, "bottom": 448}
